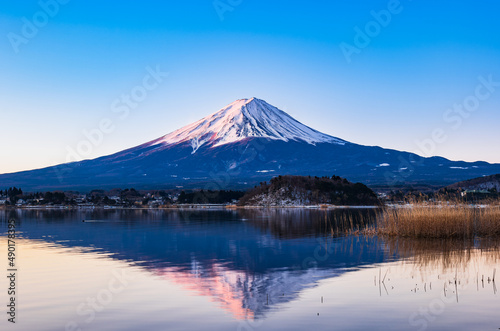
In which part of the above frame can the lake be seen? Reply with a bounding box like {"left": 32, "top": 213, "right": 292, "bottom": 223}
{"left": 0, "top": 208, "right": 498, "bottom": 331}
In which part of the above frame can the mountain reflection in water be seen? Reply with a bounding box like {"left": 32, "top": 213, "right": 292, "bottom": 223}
{"left": 0, "top": 208, "right": 498, "bottom": 328}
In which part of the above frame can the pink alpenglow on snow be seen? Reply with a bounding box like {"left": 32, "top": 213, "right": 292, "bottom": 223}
{"left": 151, "top": 98, "right": 346, "bottom": 154}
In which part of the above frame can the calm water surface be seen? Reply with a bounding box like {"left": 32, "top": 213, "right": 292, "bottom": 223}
{"left": 0, "top": 209, "right": 498, "bottom": 331}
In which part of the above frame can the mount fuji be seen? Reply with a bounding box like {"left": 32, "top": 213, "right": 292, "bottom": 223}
{"left": 152, "top": 97, "right": 346, "bottom": 152}
{"left": 2, "top": 97, "right": 500, "bottom": 191}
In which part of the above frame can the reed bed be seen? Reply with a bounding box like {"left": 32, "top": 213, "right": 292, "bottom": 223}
{"left": 377, "top": 203, "right": 500, "bottom": 238}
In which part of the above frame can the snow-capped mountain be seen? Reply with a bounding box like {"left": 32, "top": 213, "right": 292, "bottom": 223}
{"left": 1, "top": 97, "right": 500, "bottom": 191}
{"left": 147, "top": 97, "right": 345, "bottom": 154}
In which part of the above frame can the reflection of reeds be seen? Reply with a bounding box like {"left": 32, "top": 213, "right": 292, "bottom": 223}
{"left": 240, "top": 208, "right": 379, "bottom": 239}
{"left": 382, "top": 237, "right": 500, "bottom": 270}
{"left": 377, "top": 204, "right": 500, "bottom": 238}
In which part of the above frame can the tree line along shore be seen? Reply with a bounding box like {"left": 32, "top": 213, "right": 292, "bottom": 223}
{"left": 2, "top": 174, "right": 500, "bottom": 238}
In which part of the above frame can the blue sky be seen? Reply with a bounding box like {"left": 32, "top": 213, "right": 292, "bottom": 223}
{"left": 1, "top": 0, "right": 499, "bottom": 174}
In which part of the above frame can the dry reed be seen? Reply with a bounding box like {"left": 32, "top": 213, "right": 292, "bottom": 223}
{"left": 377, "top": 203, "right": 500, "bottom": 238}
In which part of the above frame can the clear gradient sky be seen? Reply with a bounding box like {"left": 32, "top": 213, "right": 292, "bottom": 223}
{"left": 1, "top": 0, "right": 499, "bottom": 174}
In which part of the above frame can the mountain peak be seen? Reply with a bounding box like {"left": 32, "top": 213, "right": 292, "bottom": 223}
{"left": 236, "top": 97, "right": 257, "bottom": 103}
{"left": 222, "top": 97, "right": 271, "bottom": 116}
{"left": 151, "top": 98, "right": 346, "bottom": 153}
{"left": 235, "top": 96, "right": 259, "bottom": 103}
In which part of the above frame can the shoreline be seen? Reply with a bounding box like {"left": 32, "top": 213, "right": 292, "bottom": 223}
{"left": 2, "top": 203, "right": 499, "bottom": 211}
{"left": 0, "top": 204, "right": 383, "bottom": 211}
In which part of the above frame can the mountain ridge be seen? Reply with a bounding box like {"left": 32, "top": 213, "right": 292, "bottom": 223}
{"left": 1, "top": 98, "right": 500, "bottom": 191}
{"left": 446, "top": 174, "right": 500, "bottom": 191}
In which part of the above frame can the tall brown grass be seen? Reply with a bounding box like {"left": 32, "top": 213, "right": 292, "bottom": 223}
{"left": 377, "top": 203, "right": 500, "bottom": 238}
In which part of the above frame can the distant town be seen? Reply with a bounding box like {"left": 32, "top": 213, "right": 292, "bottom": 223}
{"left": 0, "top": 187, "right": 245, "bottom": 209}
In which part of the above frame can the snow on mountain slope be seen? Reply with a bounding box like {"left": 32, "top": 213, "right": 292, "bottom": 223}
{"left": 150, "top": 97, "right": 346, "bottom": 153}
